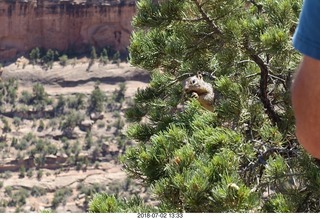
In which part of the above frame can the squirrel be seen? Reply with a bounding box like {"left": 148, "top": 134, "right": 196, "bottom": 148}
{"left": 183, "top": 73, "right": 215, "bottom": 111}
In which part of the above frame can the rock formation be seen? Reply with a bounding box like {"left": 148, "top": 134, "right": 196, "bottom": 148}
{"left": 0, "top": 0, "right": 136, "bottom": 61}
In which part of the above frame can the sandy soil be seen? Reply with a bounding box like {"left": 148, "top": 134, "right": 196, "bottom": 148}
{"left": 0, "top": 60, "right": 152, "bottom": 213}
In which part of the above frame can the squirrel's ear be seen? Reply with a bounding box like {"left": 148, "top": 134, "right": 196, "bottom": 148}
{"left": 197, "top": 72, "right": 203, "bottom": 80}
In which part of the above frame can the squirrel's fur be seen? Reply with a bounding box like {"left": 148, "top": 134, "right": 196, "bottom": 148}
{"left": 183, "top": 73, "right": 215, "bottom": 111}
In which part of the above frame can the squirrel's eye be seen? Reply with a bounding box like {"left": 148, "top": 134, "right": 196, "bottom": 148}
{"left": 192, "top": 79, "right": 196, "bottom": 84}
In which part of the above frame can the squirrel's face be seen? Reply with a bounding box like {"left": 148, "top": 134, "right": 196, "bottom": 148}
{"left": 184, "top": 75, "right": 201, "bottom": 92}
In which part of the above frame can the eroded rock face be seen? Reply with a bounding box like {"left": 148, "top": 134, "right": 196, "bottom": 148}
{"left": 0, "top": 0, "right": 136, "bottom": 60}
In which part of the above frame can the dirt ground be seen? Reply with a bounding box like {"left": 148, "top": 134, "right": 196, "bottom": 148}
{"left": 0, "top": 59, "right": 152, "bottom": 213}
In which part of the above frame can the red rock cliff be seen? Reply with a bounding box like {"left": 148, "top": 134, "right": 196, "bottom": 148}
{"left": 0, "top": 0, "right": 136, "bottom": 60}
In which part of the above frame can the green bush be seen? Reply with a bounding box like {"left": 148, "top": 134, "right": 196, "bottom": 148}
{"left": 89, "top": 194, "right": 158, "bottom": 213}
{"left": 8, "top": 188, "right": 29, "bottom": 207}
{"left": 59, "top": 55, "right": 68, "bottom": 66}
{"left": 19, "top": 90, "right": 32, "bottom": 105}
{"left": 2, "top": 118, "right": 11, "bottom": 133}
{"left": 87, "top": 83, "right": 106, "bottom": 113}
{"left": 29, "top": 47, "right": 41, "bottom": 65}
{"left": 18, "top": 166, "right": 26, "bottom": 178}
{"left": 31, "top": 186, "right": 47, "bottom": 197}
{"left": 60, "top": 110, "right": 85, "bottom": 135}
{"left": 67, "top": 93, "right": 86, "bottom": 110}
{"left": 51, "top": 188, "right": 72, "bottom": 209}
{"left": 37, "top": 120, "right": 45, "bottom": 132}
{"left": 99, "top": 48, "right": 109, "bottom": 65}
{"left": 32, "top": 83, "right": 52, "bottom": 110}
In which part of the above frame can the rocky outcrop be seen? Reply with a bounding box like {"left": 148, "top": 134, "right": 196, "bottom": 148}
{"left": 0, "top": 0, "right": 136, "bottom": 61}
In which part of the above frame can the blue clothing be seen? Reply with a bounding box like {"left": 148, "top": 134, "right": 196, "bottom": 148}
{"left": 293, "top": 0, "right": 320, "bottom": 60}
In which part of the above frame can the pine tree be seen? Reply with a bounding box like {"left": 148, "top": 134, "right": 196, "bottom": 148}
{"left": 89, "top": 0, "right": 320, "bottom": 213}
{"left": 29, "top": 47, "right": 41, "bottom": 65}
{"left": 99, "top": 48, "right": 109, "bottom": 65}
{"left": 87, "top": 46, "right": 97, "bottom": 71}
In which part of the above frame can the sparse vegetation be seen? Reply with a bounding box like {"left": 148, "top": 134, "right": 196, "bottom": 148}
{"left": 51, "top": 187, "right": 72, "bottom": 209}
{"left": 0, "top": 47, "right": 147, "bottom": 213}
{"left": 59, "top": 54, "right": 68, "bottom": 66}
{"left": 29, "top": 47, "right": 41, "bottom": 65}
{"left": 99, "top": 48, "right": 109, "bottom": 65}
{"left": 87, "top": 46, "right": 97, "bottom": 72}
{"left": 18, "top": 166, "right": 26, "bottom": 178}
{"left": 31, "top": 186, "right": 47, "bottom": 197}
{"left": 88, "top": 82, "right": 106, "bottom": 113}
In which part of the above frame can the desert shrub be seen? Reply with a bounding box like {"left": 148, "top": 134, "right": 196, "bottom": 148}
{"left": 99, "top": 48, "right": 109, "bottom": 65}
{"left": 29, "top": 47, "right": 41, "bottom": 65}
{"left": 87, "top": 46, "right": 97, "bottom": 72}
{"left": 34, "top": 139, "right": 57, "bottom": 156}
{"left": 8, "top": 188, "right": 29, "bottom": 207}
{"left": 0, "top": 142, "right": 7, "bottom": 150}
{"left": 112, "top": 51, "right": 120, "bottom": 66}
{"left": 47, "top": 118, "right": 59, "bottom": 130}
{"left": 59, "top": 54, "right": 68, "bottom": 66}
{"left": 67, "top": 93, "right": 86, "bottom": 110}
{"left": 37, "top": 170, "right": 43, "bottom": 181}
{"left": 4, "top": 186, "right": 13, "bottom": 196}
{"left": 35, "top": 139, "right": 45, "bottom": 153}
{"left": 26, "top": 169, "right": 33, "bottom": 178}
{"left": 51, "top": 187, "right": 72, "bottom": 209}
{"left": 94, "top": 161, "right": 100, "bottom": 169}
{"left": 2, "top": 117, "right": 11, "bottom": 133}
{"left": 78, "top": 183, "right": 106, "bottom": 205}
{"left": 19, "top": 90, "right": 32, "bottom": 105}
{"left": 97, "top": 120, "right": 105, "bottom": 129}
{"left": 40, "top": 209, "right": 52, "bottom": 213}
{"left": 60, "top": 110, "right": 85, "bottom": 132}
{"left": 15, "top": 139, "right": 28, "bottom": 150}
{"left": 71, "top": 141, "right": 81, "bottom": 157}
{"left": 32, "top": 83, "right": 52, "bottom": 110}
{"left": 13, "top": 117, "right": 22, "bottom": 127}
{"left": 30, "top": 186, "right": 47, "bottom": 197}
{"left": 84, "top": 131, "right": 94, "bottom": 150}
{"left": 45, "top": 143, "right": 58, "bottom": 155}
{"left": 3, "top": 171, "right": 12, "bottom": 179}
{"left": 24, "top": 132, "right": 35, "bottom": 142}
{"left": 113, "top": 118, "right": 125, "bottom": 136}
{"left": 18, "top": 166, "right": 26, "bottom": 178}
{"left": 54, "top": 95, "right": 66, "bottom": 116}
{"left": 112, "top": 82, "right": 126, "bottom": 104}
{"left": 91, "top": 146, "right": 101, "bottom": 162}
{"left": 37, "top": 119, "right": 45, "bottom": 132}
{"left": 87, "top": 83, "right": 106, "bottom": 113}
{"left": 42, "top": 49, "right": 59, "bottom": 69}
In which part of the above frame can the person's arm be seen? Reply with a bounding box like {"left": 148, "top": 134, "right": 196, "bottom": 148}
{"left": 292, "top": 56, "right": 320, "bottom": 158}
{"left": 291, "top": 0, "right": 320, "bottom": 158}
{"left": 291, "top": 56, "right": 320, "bottom": 159}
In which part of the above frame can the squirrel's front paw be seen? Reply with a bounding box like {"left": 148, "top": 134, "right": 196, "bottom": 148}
{"left": 191, "top": 92, "right": 199, "bottom": 99}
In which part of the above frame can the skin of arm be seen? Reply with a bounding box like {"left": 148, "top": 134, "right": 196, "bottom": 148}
{"left": 291, "top": 55, "right": 320, "bottom": 159}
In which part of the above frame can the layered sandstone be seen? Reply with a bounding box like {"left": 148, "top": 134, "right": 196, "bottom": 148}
{"left": 0, "top": 0, "right": 136, "bottom": 60}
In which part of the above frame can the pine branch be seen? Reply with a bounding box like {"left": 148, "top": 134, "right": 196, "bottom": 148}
{"left": 242, "top": 39, "right": 282, "bottom": 128}
{"left": 251, "top": 53, "right": 282, "bottom": 128}
{"left": 191, "top": 0, "right": 223, "bottom": 35}
{"left": 247, "top": 0, "right": 263, "bottom": 13}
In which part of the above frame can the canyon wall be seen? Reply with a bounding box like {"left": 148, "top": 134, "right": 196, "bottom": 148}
{"left": 0, "top": 0, "right": 136, "bottom": 61}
